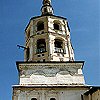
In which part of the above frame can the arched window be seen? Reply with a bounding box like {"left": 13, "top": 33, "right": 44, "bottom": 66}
{"left": 54, "top": 39, "right": 65, "bottom": 53}
{"left": 37, "top": 39, "right": 46, "bottom": 53}
{"left": 54, "top": 23, "right": 60, "bottom": 30}
{"left": 31, "top": 98, "right": 37, "bottom": 100}
{"left": 50, "top": 98, "right": 56, "bottom": 100}
{"left": 53, "top": 20, "right": 61, "bottom": 30}
{"left": 37, "top": 21, "right": 44, "bottom": 31}
{"left": 55, "top": 39, "right": 63, "bottom": 48}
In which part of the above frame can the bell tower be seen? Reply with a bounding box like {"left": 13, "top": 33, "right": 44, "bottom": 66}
{"left": 24, "top": 0, "right": 74, "bottom": 62}
{"left": 12, "top": 1, "right": 88, "bottom": 100}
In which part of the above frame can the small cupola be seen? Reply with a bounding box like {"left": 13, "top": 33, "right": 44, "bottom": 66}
{"left": 41, "top": 0, "right": 54, "bottom": 15}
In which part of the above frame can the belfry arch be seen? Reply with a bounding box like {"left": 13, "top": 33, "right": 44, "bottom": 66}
{"left": 54, "top": 38, "right": 65, "bottom": 54}
{"left": 37, "top": 39, "right": 46, "bottom": 53}
{"left": 37, "top": 21, "right": 44, "bottom": 31}
{"left": 53, "top": 20, "right": 62, "bottom": 30}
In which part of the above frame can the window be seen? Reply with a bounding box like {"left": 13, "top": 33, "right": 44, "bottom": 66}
{"left": 55, "top": 39, "right": 63, "bottom": 48}
{"left": 31, "top": 98, "right": 37, "bottom": 100}
{"left": 37, "top": 39, "right": 46, "bottom": 53}
{"left": 54, "top": 23, "right": 60, "bottom": 30}
{"left": 50, "top": 98, "right": 56, "bottom": 100}
{"left": 53, "top": 20, "right": 62, "bottom": 30}
{"left": 37, "top": 21, "right": 44, "bottom": 31}
{"left": 54, "top": 39, "right": 65, "bottom": 53}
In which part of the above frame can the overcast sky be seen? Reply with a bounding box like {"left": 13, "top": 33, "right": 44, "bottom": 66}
{"left": 0, "top": 0, "right": 100, "bottom": 100}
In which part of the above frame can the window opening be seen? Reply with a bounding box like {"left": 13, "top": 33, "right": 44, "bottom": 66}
{"left": 55, "top": 39, "right": 63, "bottom": 48}
{"left": 31, "top": 98, "right": 37, "bottom": 100}
{"left": 54, "top": 23, "right": 60, "bottom": 30}
{"left": 54, "top": 39, "right": 65, "bottom": 53}
{"left": 37, "top": 39, "right": 46, "bottom": 53}
{"left": 37, "top": 21, "right": 44, "bottom": 31}
{"left": 50, "top": 98, "right": 56, "bottom": 100}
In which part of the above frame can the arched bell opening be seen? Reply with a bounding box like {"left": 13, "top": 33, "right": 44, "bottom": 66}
{"left": 37, "top": 39, "right": 46, "bottom": 53}
{"left": 37, "top": 21, "right": 44, "bottom": 31}
{"left": 53, "top": 20, "right": 62, "bottom": 31}
{"left": 54, "top": 38, "right": 66, "bottom": 54}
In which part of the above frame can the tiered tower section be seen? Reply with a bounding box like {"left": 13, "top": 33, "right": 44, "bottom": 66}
{"left": 24, "top": 0, "right": 74, "bottom": 62}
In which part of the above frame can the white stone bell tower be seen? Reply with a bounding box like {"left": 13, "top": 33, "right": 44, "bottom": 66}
{"left": 12, "top": 0, "right": 89, "bottom": 100}
{"left": 24, "top": 0, "right": 74, "bottom": 62}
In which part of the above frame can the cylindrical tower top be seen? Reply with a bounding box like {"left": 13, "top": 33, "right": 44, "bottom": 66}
{"left": 41, "top": 0, "right": 54, "bottom": 15}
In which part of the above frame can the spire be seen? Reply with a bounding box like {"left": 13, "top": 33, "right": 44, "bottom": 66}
{"left": 41, "top": 0, "right": 54, "bottom": 15}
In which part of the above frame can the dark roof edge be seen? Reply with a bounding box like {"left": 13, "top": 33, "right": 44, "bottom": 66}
{"left": 31, "top": 15, "right": 67, "bottom": 20}
{"left": 16, "top": 61, "right": 85, "bottom": 65}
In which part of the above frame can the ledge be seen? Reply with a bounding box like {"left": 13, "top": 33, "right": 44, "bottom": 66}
{"left": 16, "top": 61, "right": 84, "bottom": 65}
{"left": 12, "top": 84, "right": 90, "bottom": 89}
